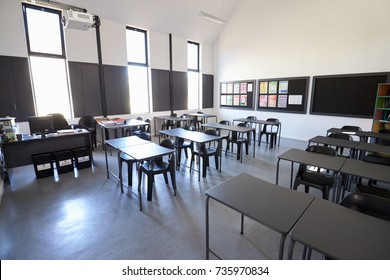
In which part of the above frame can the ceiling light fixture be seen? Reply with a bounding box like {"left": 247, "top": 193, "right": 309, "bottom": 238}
{"left": 198, "top": 10, "right": 225, "bottom": 24}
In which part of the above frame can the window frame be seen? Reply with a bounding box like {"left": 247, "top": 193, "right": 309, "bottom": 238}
{"left": 22, "top": 3, "right": 66, "bottom": 59}
{"left": 126, "top": 26, "right": 149, "bottom": 67}
{"left": 187, "top": 41, "right": 200, "bottom": 72}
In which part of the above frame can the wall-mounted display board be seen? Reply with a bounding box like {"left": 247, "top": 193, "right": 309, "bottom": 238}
{"left": 310, "top": 72, "right": 390, "bottom": 118}
{"left": 220, "top": 80, "right": 255, "bottom": 110}
{"left": 257, "top": 77, "right": 309, "bottom": 113}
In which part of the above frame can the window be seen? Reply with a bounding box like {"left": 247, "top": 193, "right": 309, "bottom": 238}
{"left": 126, "top": 27, "right": 150, "bottom": 114}
{"left": 188, "top": 41, "right": 200, "bottom": 110}
{"left": 23, "top": 4, "right": 72, "bottom": 118}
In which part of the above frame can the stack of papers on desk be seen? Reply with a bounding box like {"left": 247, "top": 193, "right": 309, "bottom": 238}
{"left": 57, "top": 129, "right": 77, "bottom": 134}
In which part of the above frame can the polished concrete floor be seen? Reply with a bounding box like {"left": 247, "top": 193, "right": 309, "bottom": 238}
{"left": 0, "top": 136, "right": 328, "bottom": 260}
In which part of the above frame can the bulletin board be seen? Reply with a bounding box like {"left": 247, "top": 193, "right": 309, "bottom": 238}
{"left": 220, "top": 80, "right": 255, "bottom": 110}
{"left": 310, "top": 72, "right": 390, "bottom": 118}
{"left": 257, "top": 77, "right": 309, "bottom": 113}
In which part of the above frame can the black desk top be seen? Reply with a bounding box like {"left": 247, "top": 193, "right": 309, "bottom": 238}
{"left": 188, "top": 113, "right": 216, "bottom": 118}
{"left": 308, "top": 135, "right": 359, "bottom": 150}
{"left": 104, "top": 136, "right": 150, "bottom": 150}
{"left": 120, "top": 142, "right": 174, "bottom": 161}
{"left": 355, "top": 142, "right": 390, "bottom": 155}
{"left": 202, "top": 122, "right": 255, "bottom": 133}
{"left": 290, "top": 198, "right": 390, "bottom": 260}
{"left": 205, "top": 173, "right": 314, "bottom": 234}
{"left": 278, "top": 148, "right": 347, "bottom": 171}
{"left": 233, "top": 118, "right": 281, "bottom": 125}
{"left": 159, "top": 128, "right": 222, "bottom": 143}
{"left": 99, "top": 119, "right": 148, "bottom": 129}
{"left": 341, "top": 158, "right": 390, "bottom": 183}
{"left": 155, "top": 115, "right": 190, "bottom": 121}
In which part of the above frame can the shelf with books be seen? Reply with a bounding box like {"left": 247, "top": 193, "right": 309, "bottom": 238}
{"left": 372, "top": 83, "right": 390, "bottom": 132}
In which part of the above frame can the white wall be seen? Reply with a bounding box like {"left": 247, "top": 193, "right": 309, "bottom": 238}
{"left": 214, "top": 0, "right": 390, "bottom": 141}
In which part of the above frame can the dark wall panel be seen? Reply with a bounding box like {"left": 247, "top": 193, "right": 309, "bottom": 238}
{"left": 202, "top": 74, "right": 214, "bottom": 108}
{"left": 172, "top": 71, "right": 188, "bottom": 110}
{"left": 69, "top": 61, "right": 101, "bottom": 117}
{"left": 0, "top": 55, "right": 35, "bottom": 121}
{"left": 151, "top": 69, "right": 170, "bottom": 112}
{"left": 103, "top": 65, "right": 130, "bottom": 115}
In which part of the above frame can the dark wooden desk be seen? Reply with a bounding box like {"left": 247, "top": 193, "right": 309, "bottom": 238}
{"left": 276, "top": 148, "right": 347, "bottom": 202}
{"left": 104, "top": 136, "right": 150, "bottom": 180}
{"left": 308, "top": 135, "right": 359, "bottom": 157}
{"left": 202, "top": 122, "right": 256, "bottom": 162}
{"left": 0, "top": 130, "right": 92, "bottom": 183}
{"left": 159, "top": 128, "right": 222, "bottom": 181}
{"left": 205, "top": 173, "right": 314, "bottom": 260}
{"left": 98, "top": 119, "right": 148, "bottom": 144}
{"left": 153, "top": 115, "right": 190, "bottom": 135}
{"left": 233, "top": 118, "right": 282, "bottom": 148}
{"left": 288, "top": 198, "right": 390, "bottom": 260}
{"left": 120, "top": 142, "right": 175, "bottom": 201}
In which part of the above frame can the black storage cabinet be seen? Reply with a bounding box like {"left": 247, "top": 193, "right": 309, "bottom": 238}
{"left": 31, "top": 153, "right": 54, "bottom": 178}
{"left": 54, "top": 150, "right": 74, "bottom": 174}
{"left": 73, "top": 147, "right": 92, "bottom": 169}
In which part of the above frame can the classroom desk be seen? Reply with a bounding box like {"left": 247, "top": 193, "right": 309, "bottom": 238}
{"left": 364, "top": 131, "right": 390, "bottom": 142}
{"left": 153, "top": 115, "right": 190, "bottom": 135}
{"left": 233, "top": 118, "right": 282, "bottom": 148}
{"left": 104, "top": 136, "right": 151, "bottom": 182}
{"left": 308, "top": 135, "right": 359, "bottom": 157}
{"left": 202, "top": 122, "right": 256, "bottom": 162}
{"left": 205, "top": 173, "right": 315, "bottom": 260}
{"left": 287, "top": 198, "right": 390, "bottom": 260}
{"left": 355, "top": 141, "right": 390, "bottom": 155}
{"left": 120, "top": 142, "right": 175, "bottom": 201}
{"left": 326, "top": 127, "right": 365, "bottom": 141}
{"left": 0, "top": 130, "right": 92, "bottom": 183}
{"left": 159, "top": 128, "right": 222, "bottom": 181}
{"left": 188, "top": 113, "right": 217, "bottom": 130}
{"left": 98, "top": 119, "right": 148, "bottom": 144}
{"left": 276, "top": 148, "right": 347, "bottom": 202}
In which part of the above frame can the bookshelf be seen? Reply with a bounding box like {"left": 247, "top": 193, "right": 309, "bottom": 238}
{"left": 372, "top": 83, "right": 390, "bottom": 132}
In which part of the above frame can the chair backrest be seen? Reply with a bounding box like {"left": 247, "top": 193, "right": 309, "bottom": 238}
{"left": 306, "top": 145, "right": 337, "bottom": 156}
{"left": 48, "top": 113, "right": 69, "bottom": 131}
{"left": 184, "top": 125, "right": 196, "bottom": 131}
{"left": 231, "top": 123, "right": 248, "bottom": 140}
{"left": 263, "top": 118, "right": 280, "bottom": 133}
{"left": 136, "top": 116, "right": 143, "bottom": 121}
{"left": 246, "top": 116, "right": 257, "bottom": 120}
{"left": 205, "top": 129, "right": 219, "bottom": 136}
{"left": 340, "top": 193, "right": 390, "bottom": 222}
{"left": 328, "top": 133, "right": 352, "bottom": 141}
{"left": 78, "top": 115, "right": 96, "bottom": 129}
{"left": 219, "top": 120, "right": 230, "bottom": 125}
{"left": 137, "top": 131, "right": 151, "bottom": 141}
{"left": 160, "top": 138, "right": 174, "bottom": 149}
{"left": 341, "top": 125, "right": 362, "bottom": 131}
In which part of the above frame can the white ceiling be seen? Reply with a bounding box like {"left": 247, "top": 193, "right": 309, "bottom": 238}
{"left": 55, "top": 0, "right": 242, "bottom": 44}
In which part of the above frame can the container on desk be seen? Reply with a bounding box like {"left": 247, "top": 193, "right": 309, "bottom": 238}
{"left": 73, "top": 147, "right": 92, "bottom": 169}
{"left": 31, "top": 153, "right": 54, "bottom": 178}
{"left": 54, "top": 150, "right": 74, "bottom": 174}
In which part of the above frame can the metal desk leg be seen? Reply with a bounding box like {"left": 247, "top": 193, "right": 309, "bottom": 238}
{"left": 276, "top": 158, "right": 281, "bottom": 185}
{"left": 278, "top": 234, "right": 287, "bottom": 260}
{"left": 290, "top": 162, "right": 294, "bottom": 189}
{"left": 287, "top": 238, "right": 296, "bottom": 259}
{"left": 105, "top": 143, "right": 109, "bottom": 179}
{"left": 252, "top": 129, "right": 256, "bottom": 158}
{"left": 205, "top": 196, "right": 210, "bottom": 260}
{"left": 240, "top": 214, "right": 244, "bottom": 234}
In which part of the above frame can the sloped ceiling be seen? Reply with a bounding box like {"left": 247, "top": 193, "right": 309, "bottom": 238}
{"left": 54, "top": 0, "right": 242, "bottom": 44}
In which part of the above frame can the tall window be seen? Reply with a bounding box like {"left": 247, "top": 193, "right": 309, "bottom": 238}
{"left": 126, "top": 27, "right": 150, "bottom": 114}
{"left": 23, "top": 4, "right": 72, "bottom": 118}
{"left": 188, "top": 41, "right": 200, "bottom": 110}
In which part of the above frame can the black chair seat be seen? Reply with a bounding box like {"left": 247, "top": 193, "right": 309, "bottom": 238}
{"left": 300, "top": 171, "right": 334, "bottom": 186}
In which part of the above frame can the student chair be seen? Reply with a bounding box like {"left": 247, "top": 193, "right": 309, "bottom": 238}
{"left": 137, "top": 139, "right": 176, "bottom": 211}
{"left": 259, "top": 118, "right": 280, "bottom": 148}
{"left": 293, "top": 145, "right": 337, "bottom": 201}
{"left": 225, "top": 123, "right": 249, "bottom": 160}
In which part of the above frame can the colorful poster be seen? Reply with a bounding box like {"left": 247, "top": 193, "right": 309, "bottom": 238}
{"left": 227, "top": 83, "right": 233, "bottom": 94}
{"left": 233, "top": 83, "right": 240, "bottom": 94}
{"left": 221, "top": 83, "right": 227, "bottom": 94}
{"left": 268, "top": 95, "right": 277, "bottom": 107}
{"left": 259, "top": 95, "right": 268, "bottom": 107}
{"left": 247, "top": 83, "right": 253, "bottom": 92}
{"left": 259, "top": 81, "right": 268, "bottom": 94}
{"left": 277, "top": 95, "right": 288, "bottom": 108}
{"left": 268, "top": 81, "right": 278, "bottom": 94}
{"left": 240, "top": 95, "right": 247, "bottom": 106}
{"left": 227, "top": 95, "right": 233, "bottom": 105}
{"left": 240, "top": 83, "right": 247, "bottom": 93}
{"left": 233, "top": 95, "right": 240, "bottom": 106}
{"left": 278, "top": 81, "right": 288, "bottom": 94}
{"left": 221, "top": 95, "right": 227, "bottom": 106}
